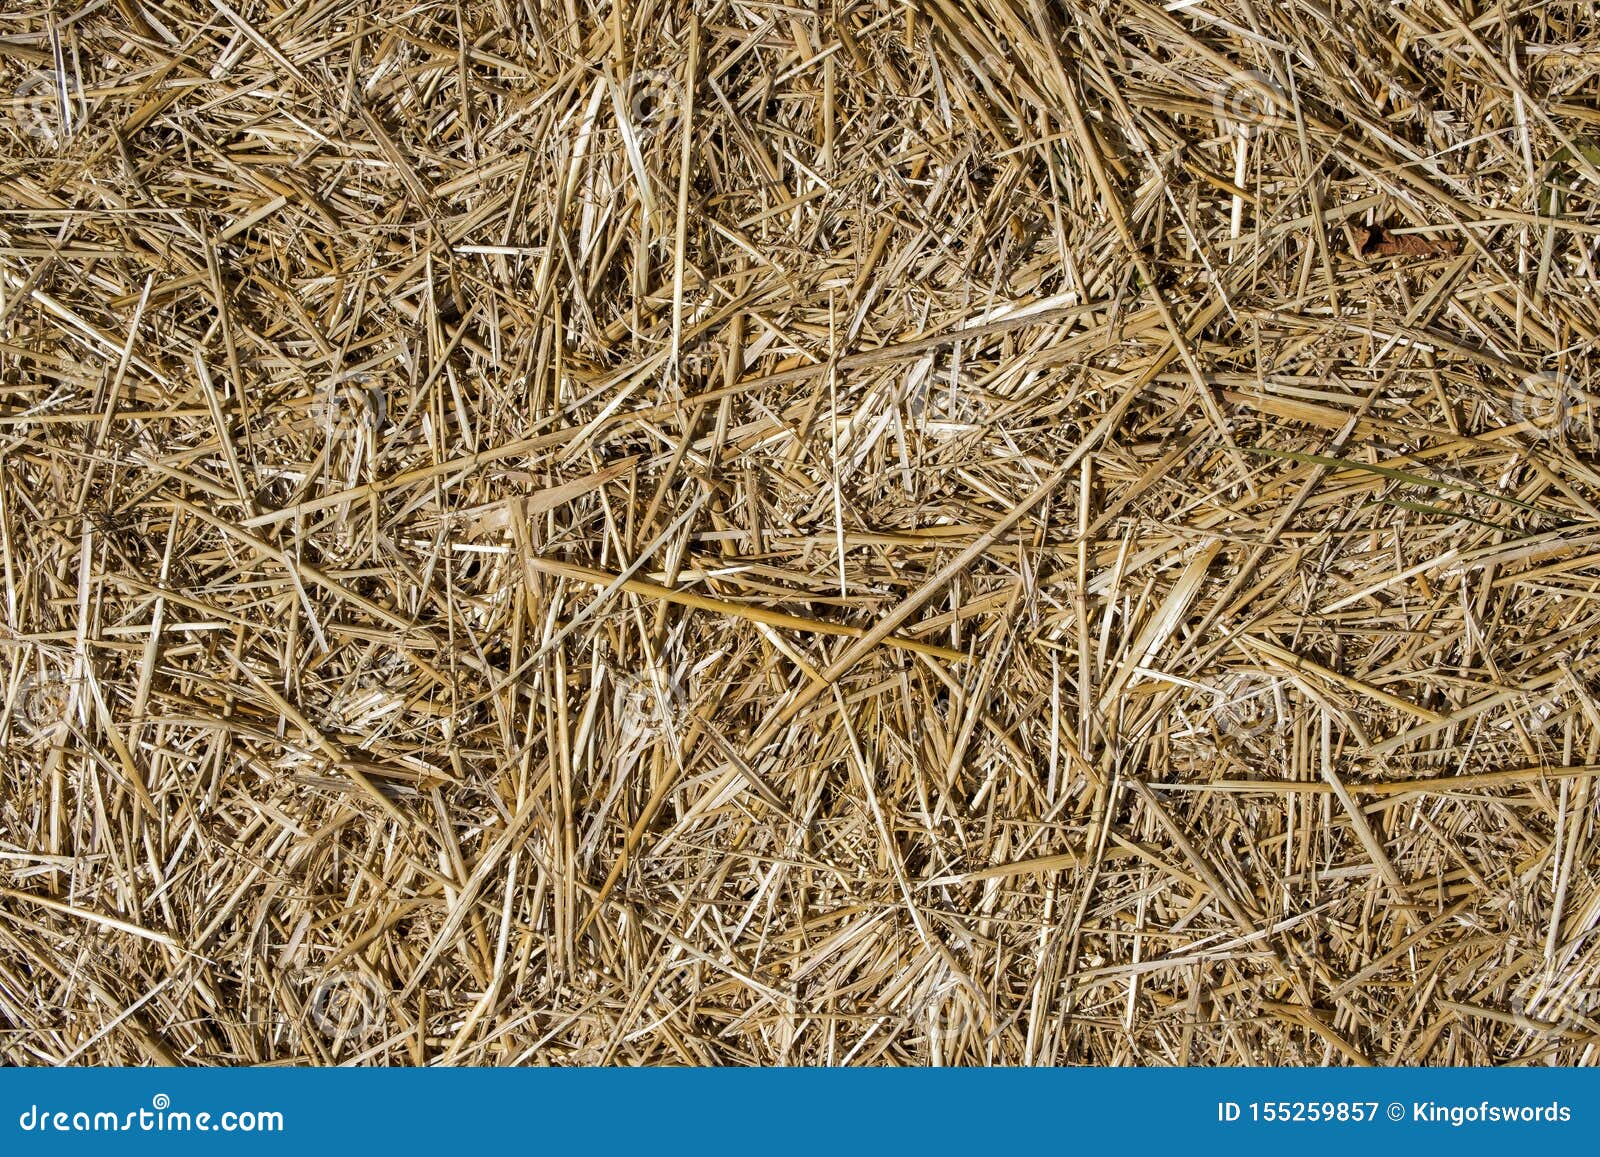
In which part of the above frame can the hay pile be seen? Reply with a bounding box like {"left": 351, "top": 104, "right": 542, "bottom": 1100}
{"left": 2, "top": 0, "right": 1599, "bottom": 1066}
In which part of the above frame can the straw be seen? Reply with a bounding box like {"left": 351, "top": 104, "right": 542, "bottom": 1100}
{"left": 2, "top": 0, "right": 1598, "bottom": 1066}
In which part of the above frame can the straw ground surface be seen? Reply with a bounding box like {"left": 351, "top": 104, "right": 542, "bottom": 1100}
{"left": 2, "top": 0, "right": 1599, "bottom": 1066}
